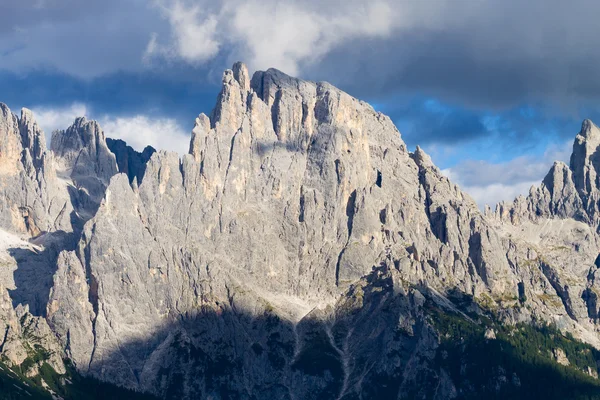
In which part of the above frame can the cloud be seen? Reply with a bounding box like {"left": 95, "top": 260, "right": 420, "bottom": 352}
{"left": 6, "top": 0, "right": 600, "bottom": 115}
{"left": 100, "top": 115, "right": 190, "bottom": 154}
{"left": 32, "top": 103, "right": 88, "bottom": 135}
{"left": 6, "top": 0, "right": 600, "bottom": 173}
{"left": 301, "top": 0, "right": 600, "bottom": 112}
{"left": 386, "top": 98, "right": 488, "bottom": 146}
{"left": 145, "top": 1, "right": 219, "bottom": 64}
{"left": 378, "top": 96, "right": 586, "bottom": 173}
{"left": 0, "top": 68, "right": 219, "bottom": 133}
{"left": 457, "top": 181, "right": 541, "bottom": 211}
{"left": 147, "top": 0, "right": 397, "bottom": 75}
{"left": 0, "top": 0, "right": 161, "bottom": 78}
{"left": 5, "top": 0, "right": 600, "bottom": 115}
{"left": 228, "top": 0, "right": 395, "bottom": 75}
{"left": 30, "top": 103, "right": 190, "bottom": 155}
{"left": 443, "top": 141, "right": 573, "bottom": 208}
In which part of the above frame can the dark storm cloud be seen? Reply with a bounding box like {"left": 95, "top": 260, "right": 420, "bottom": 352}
{"left": 305, "top": 0, "right": 600, "bottom": 111}
{"left": 0, "top": 0, "right": 167, "bottom": 77}
{"left": 0, "top": 0, "right": 112, "bottom": 33}
{"left": 3, "top": 0, "right": 600, "bottom": 150}
{"left": 4, "top": 0, "right": 600, "bottom": 109}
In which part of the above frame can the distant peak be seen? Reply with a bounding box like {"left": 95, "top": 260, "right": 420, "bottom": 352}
{"left": 72, "top": 116, "right": 88, "bottom": 126}
{"left": 551, "top": 160, "right": 569, "bottom": 169}
{"left": 220, "top": 62, "right": 251, "bottom": 93}
{"left": 579, "top": 119, "right": 600, "bottom": 138}
{"left": 20, "top": 107, "right": 34, "bottom": 121}
{"left": 232, "top": 62, "right": 250, "bottom": 92}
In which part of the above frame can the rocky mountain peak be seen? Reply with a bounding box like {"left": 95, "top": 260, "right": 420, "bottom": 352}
{"left": 570, "top": 119, "right": 600, "bottom": 198}
{"left": 19, "top": 107, "right": 48, "bottom": 169}
{"left": 579, "top": 118, "right": 600, "bottom": 139}
{"left": 50, "top": 117, "right": 118, "bottom": 225}
{"left": 3, "top": 64, "right": 600, "bottom": 399}
{"left": 232, "top": 61, "right": 250, "bottom": 92}
{"left": 188, "top": 113, "right": 210, "bottom": 161}
{"left": 51, "top": 117, "right": 117, "bottom": 182}
{"left": 490, "top": 118, "right": 600, "bottom": 227}
{"left": 0, "top": 104, "right": 49, "bottom": 175}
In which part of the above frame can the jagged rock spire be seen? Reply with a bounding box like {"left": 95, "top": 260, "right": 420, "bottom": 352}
{"left": 0, "top": 104, "right": 73, "bottom": 234}
{"left": 571, "top": 119, "right": 600, "bottom": 197}
{"left": 51, "top": 117, "right": 118, "bottom": 183}
{"left": 189, "top": 113, "right": 210, "bottom": 162}
{"left": 490, "top": 118, "right": 600, "bottom": 227}
{"left": 232, "top": 61, "right": 250, "bottom": 92}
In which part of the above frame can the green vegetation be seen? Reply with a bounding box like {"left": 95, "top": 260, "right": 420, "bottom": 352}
{"left": 19, "top": 343, "right": 51, "bottom": 374}
{"left": 429, "top": 304, "right": 600, "bottom": 400}
{"left": 0, "top": 357, "right": 157, "bottom": 400}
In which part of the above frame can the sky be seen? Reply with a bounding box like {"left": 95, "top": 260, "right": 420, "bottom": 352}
{"left": 2, "top": 0, "right": 600, "bottom": 208}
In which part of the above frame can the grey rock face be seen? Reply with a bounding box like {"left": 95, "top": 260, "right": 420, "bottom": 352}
{"left": 2, "top": 64, "right": 600, "bottom": 398}
{"left": 485, "top": 119, "right": 600, "bottom": 343}
{"left": 46, "top": 250, "right": 95, "bottom": 370}
{"left": 51, "top": 117, "right": 117, "bottom": 185}
{"left": 50, "top": 64, "right": 528, "bottom": 396}
{"left": 0, "top": 104, "right": 72, "bottom": 236}
{"left": 490, "top": 119, "right": 600, "bottom": 227}
{"left": 51, "top": 117, "right": 118, "bottom": 223}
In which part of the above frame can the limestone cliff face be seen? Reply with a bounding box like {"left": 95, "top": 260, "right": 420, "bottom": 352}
{"left": 1, "top": 64, "right": 600, "bottom": 398}
{"left": 486, "top": 119, "right": 600, "bottom": 341}
{"left": 0, "top": 104, "right": 71, "bottom": 236}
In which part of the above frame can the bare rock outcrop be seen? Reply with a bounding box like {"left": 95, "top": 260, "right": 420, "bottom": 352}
{"left": 2, "top": 64, "right": 600, "bottom": 398}
{"left": 490, "top": 120, "right": 600, "bottom": 227}
{"left": 43, "top": 64, "right": 527, "bottom": 396}
{"left": 0, "top": 104, "right": 72, "bottom": 236}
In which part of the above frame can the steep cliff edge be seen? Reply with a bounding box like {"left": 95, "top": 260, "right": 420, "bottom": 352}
{"left": 0, "top": 63, "right": 600, "bottom": 398}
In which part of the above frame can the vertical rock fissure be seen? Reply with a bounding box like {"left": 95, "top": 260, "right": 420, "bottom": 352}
{"left": 346, "top": 190, "right": 357, "bottom": 238}
{"left": 540, "top": 262, "right": 577, "bottom": 320}
{"left": 0, "top": 325, "right": 9, "bottom": 353}
{"left": 299, "top": 191, "right": 305, "bottom": 223}
{"left": 324, "top": 325, "right": 351, "bottom": 400}
{"left": 222, "top": 130, "right": 240, "bottom": 194}
{"left": 468, "top": 232, "right": 488, "bottom": 285}
{"left": 81, "top": 226, "right": 100, "bottom": 372}
{"left": 414, "top": 161, "right": 440, "bottom": 243}
{"left": 271, "top": 88, "right": 283, "bottom": 138}
{"left": 582, "top": 287, "right": 598, "bottom": 320}
{"left": 336, "top": 190, "right": 357, "bottom": 286}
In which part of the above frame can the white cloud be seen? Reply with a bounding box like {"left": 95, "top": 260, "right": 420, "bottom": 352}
{"left": 31, "top": 103, "right": 89, "bottom": 135}
{"left": 228, "top": 0, "right": 396, "bottom": 75}
{"left": 450, "top": 179, "right": 541, "bottom": 211}
{"left": 30, "top": 104, "right": 190, "bottom": 155}
{"left": 146, "top": 0, "right": 219, "bottom": 64}
{"left": 100, "top": 115, "right": 190, "bottom": 154}
{"left": 146, "top": 0, "right": 398, "bottom": 75}
{"left": 443, "top": 140, "right": 573, "bottom": 209}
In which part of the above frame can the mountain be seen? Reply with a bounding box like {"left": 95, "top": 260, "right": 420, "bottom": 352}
{"left": 1, "top": 63, "right": 600, "bottom": 399}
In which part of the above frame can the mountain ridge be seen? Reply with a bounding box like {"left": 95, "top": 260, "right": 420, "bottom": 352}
{"left": 0, "top": 63, "right": 600, "bottom": 398}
